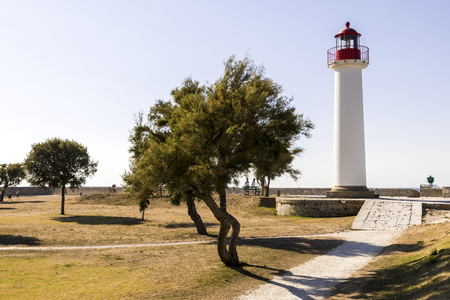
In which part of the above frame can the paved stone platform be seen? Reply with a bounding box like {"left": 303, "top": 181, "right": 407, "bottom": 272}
{"left": 352, "top": 200, "right": 422, "bottom": 230}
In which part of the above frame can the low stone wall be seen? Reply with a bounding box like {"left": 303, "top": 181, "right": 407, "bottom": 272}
{"left": 259, "top": 197, "right": 276, "bottom": 208}
{"left": 443, "top": 187, "right": 450, "bottom": 198}
{"left": 422, "top": 202, "right": 450, "bottom": 210}
{"left": 279, "top": 188, "right": 331, "bottom": 196}
{"left": 276, "top": 198, "right": 365, "bottom": 217}
{"left": 226, "top": 187, "right": 332, "bottom": 196}
{"left": 1, "top": 186, "right": 432, "bottom": 198}
{"left": 420, "top": 188, "right": 442, "bottom": 197}
{"left": 2, "top": 186, "right": 123, "bottom": 196}
{"left": 226, "top": 187, "right": 420, "bottom": 197}
{"left": 53, "top": 187, "right": 124, "bottom": 195}
{"left": 371, "top": 188, "right": 420, "bottom": 197}
{"left": 4, "top": 186, "right": 53, "bottom": 196}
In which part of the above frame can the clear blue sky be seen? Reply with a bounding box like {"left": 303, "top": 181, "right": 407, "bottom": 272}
{"left": 2, "top": 1, "right": 449, "bottom": 188}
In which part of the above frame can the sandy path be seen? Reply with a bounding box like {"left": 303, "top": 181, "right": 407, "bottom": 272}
{"left": 235, "top": 230, "right": 402, "bottom": 300}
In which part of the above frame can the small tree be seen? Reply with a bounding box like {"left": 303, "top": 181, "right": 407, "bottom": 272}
{"left": 0, "top": 163, "right": 26, "bottom": 202}
{"left": 24, "top": 138, "right": 98, "bottom": 215}
{"left": 122, "top": 168, "right": 154, "bottom": 221}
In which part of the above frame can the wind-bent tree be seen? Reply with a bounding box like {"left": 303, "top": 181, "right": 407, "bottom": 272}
{"left": 24, "top": 138, "right": 98, "bottom": 215}
{"left": 129, "top": 56, "right": 313, "bottom": 265}
{"left": 0, "top": 163, "right": 26, "bottom": 202}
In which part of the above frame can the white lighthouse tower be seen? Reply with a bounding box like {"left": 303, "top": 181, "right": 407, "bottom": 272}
{"left": 326, "top": 22, "right": 375, "bottom": 198}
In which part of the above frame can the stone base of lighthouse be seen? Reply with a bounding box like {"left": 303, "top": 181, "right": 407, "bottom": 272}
{"left": 326, "top": 186, "right": 377, "bottom": 198}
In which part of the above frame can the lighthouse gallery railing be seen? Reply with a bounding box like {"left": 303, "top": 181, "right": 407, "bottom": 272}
{"left": 327, "top": 45, "right": 369, "bottom": 66}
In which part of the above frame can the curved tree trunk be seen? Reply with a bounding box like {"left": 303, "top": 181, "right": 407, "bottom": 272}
{"left": 186, "top": 196, "right": 207, "bottom": 235}
{"left": 219, "top": 190, "right": 227, "bottom": 212}
{"left": 141, "top": 208, "right": 145, "bottom": 221}
{"left": 218, "top": 189, "right": 231, "bottom": 239}
{"left": 196, "top": 189, "right": 240, "bottom": 266}
{"left": 61, "top": 185, "right": 65, "bottom": 215}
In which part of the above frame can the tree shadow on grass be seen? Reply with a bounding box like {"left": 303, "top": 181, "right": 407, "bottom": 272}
{"left": 378, "top": 241, "right": 425, "bottom": 257}
{"left": 240, "top": 236, "right": 345, "bottom": 256}
{"left": 240, "top": 237, "right": 426, "bottom": 259}
{"left": 0, "top": 200, "right": 46, "bottom": 204}
{"left": 0, "top": 235, "right": 41, "bottom": 246}
{"left": 163, "top": 222, "right": 218, "bottom": 229}
{"left": 52, "top": 215, "right": 144, "bottom": 225}
{"left": 231, "top": 262, "right": 285, "bottom": 283}
{"left": 0, "top": 207, "right": 16, "bottom": 210}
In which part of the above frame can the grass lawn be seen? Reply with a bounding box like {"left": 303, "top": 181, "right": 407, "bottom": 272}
{"left": 0, "top": 193, "right": 352, "bottom": 299}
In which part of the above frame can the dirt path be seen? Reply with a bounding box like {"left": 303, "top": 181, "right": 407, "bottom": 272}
{"left": 0, "top": 240, "right": 214, "bottom": 250}
{"left": 235, "top": 230, "right": 403, "bottom": 300}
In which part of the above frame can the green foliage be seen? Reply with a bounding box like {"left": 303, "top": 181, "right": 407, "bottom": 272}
{"left": 24, "top": 138, "right": 98, "bottom": 189}
{"left": 132, "top": 55, "right": 313, "bottom": 194}
{"left": 122, "top": 169, "right": 153, "bottom": 212}
{"left": 0, "top": 163, "right": 26, "bottom": 188}
{"left": 254, "top": 113, "right": 314, "bottom": 195}
{"left": 125, "top": 55, "right": 314, "bottom": 265}
{"left": 128, "top": 111, "right": 151, "bottom": 163}
{"left": 24, "top": 138, "right": 98, "bottom": 214}
{"left": 0, "top": 163, "right": 26, "bottom": 201}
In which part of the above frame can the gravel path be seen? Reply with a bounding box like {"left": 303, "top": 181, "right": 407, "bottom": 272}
{"left": 235, "top": 230, "right": 402, "bottom": 300}
{"left": 0, "top": 240, "right": 214, "bottom": 251}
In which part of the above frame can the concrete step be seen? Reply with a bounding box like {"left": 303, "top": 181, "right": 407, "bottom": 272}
{"left": 352, "top": 200, "right": 422, "bottom": 231}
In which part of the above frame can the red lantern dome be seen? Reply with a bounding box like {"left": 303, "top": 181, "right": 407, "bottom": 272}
{"left": 335, "top": 22, "right": 361, "bottom": 38}
{"left": 327, "top": 22, "right": 369, "bottom": 66}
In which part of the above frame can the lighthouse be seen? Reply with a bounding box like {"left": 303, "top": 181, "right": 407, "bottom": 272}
{"left": 326, "top": 22, "right": 375, "bottom": 198}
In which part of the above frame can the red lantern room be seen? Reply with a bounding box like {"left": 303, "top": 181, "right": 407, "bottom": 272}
{"left": 327, "top": 22, "right": 369, "bottom": 66}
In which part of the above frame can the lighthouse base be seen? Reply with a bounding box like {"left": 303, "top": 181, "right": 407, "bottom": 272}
{"left": 326, "top": 186, "right": 378, "bottom": 199}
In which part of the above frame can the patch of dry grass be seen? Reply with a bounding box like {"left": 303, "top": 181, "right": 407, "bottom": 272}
{"left": 0, "top": 193, "right": 352, "bottom": 299}
{"left": 0, "top": 194, "right": 353, "bottom": 247}
{"left": 0, "top": 237, "right": 343, "bottom": 299}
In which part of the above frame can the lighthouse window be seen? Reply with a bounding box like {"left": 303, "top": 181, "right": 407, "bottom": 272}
{"left": 337, "top": 35, "right": 358, "bottom": 49}
{"left": 345, "top": 39, "right": 354, "bottom": 48}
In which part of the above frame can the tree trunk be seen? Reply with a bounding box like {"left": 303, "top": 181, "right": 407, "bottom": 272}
{"left": 265, "top": 177, "right": 271, "bottom": 197}
{"left": 0, "top": 185, "right": 9, "bottom": 202}
{"left": 186, "top": 196, "right": 207, "bottom": 235}
{"left": 195, "top": 188, "right": 240, "bottom": 266}
{"left": 61, "top": 186, "right": 65, "bottom": 215}
{"left": 219, "top": 189, "right": 227, "bottom": 212}
{"left": 142, "top": 208, "right": 145, "bottom": 221}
